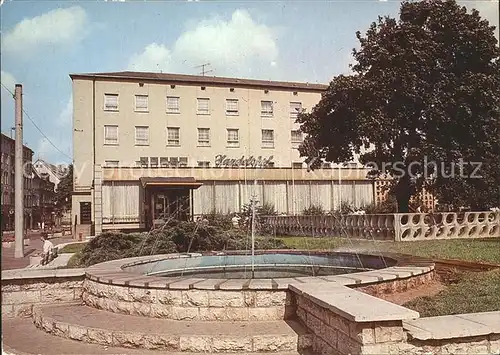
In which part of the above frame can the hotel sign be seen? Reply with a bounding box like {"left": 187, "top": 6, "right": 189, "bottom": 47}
{"left": 214, "top": 154, "right": 274, "bottom": 168}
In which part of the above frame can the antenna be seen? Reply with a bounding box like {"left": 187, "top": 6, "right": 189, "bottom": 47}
{"left": 195, "top": 63, "right": 213, "bottom": 76}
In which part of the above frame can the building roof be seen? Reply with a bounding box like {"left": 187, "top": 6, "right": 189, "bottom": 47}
{"left": 1, "top": 132, "right": 34, "bottom": 153}
{"left": 69, "top": 71, "right": 328, "bottom": 92}
{"left": 33, "top": 159, "right": 68, "bottom": 179}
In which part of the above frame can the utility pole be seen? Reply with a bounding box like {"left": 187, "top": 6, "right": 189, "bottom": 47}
{"left": 14, "top": 84, "right": 24, "bottom": 258}
{"left": 195, "top": 63, "right": 213, "bottom": 76}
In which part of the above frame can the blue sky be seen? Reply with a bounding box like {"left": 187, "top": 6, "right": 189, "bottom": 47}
{"left": 1, "top": 0, "right": 498, "bottom": 165}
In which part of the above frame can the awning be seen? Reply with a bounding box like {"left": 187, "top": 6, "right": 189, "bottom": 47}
{"left": 139, "top": 177, "right": 202, "bottom": 189}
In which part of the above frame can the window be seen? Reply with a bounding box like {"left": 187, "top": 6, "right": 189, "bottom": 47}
{"left": 166, "top": 96, "right": 180, "bottom": 113}
{"left": 261, "top": 129, "right": 274, "bottom": 148}
{"left": 227, "top": 129, "right": 239, "bottom": 147}
{"left": 197, "top": 98, "right": 210, "bottom": 115}
{"left": 104, "top": 94, "right": 118, "bottom": 111}
{"left": 104, "top": 125, "right": 119, "bottom": 145}
{"left": 135, "top": 95, "right": 148, "bottom": 112}
{"left": 291, "top": 130, "right": 303, "bottom": 147}
{"left": 104, "top": 160, "right": 119, "bottom": 167}
{"left": 198, "top": 161, "right": 210, "bottom": 167}
{"left": 292, "top": 162, "right": 303, "bottom": 169}
{"left": 135, "top": 126, "right": 149, "bottom": 146}
{"left": 197, "top": 128, "right": 210, "bottom": 146}
{"left": 226, "top": 99, "right": 239, "bottom": 116}
{"left": 167, "top": 127, "right": 180, "bottom": 146}
{"left": 261, "top": 101, "right": 273, "bottom": 117}
{"left": 290, "top": 102, "right": 302, "bottom": 119}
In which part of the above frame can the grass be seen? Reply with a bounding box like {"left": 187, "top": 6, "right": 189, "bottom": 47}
{"left": 403, "top": 269, "right": 500, "bottom": 317}
{"left": 58, "top": 243, "right": 87, "bottom": 254}
{"left": 280, "top": 237, "right": 500, "bottom": 264}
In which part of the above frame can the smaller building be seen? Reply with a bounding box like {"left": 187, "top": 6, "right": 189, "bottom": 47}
{"left": 1, "top": 132, "right": 34, "bottom": 231}
{"left": 33, "top": 159, "right": 68, "bottom": 192}
{"left": 31, "top": 168, "right": 56, "bottom": 227}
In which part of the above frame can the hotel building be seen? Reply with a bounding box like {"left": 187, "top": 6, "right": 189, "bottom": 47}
{"left": 71, "top": 71, "right": 375, "bottom": 235}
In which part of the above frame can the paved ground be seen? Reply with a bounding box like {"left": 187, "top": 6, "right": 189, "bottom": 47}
{"left": 2, "top": 318, "right": 303, "bottom": 355}
{"left": 1, "top": 230, "right": 76, "bottom": 270}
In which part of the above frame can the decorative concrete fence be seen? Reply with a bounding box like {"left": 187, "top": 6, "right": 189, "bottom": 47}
{"left": 265, "top": 211, "right": 500, "bottom": 241}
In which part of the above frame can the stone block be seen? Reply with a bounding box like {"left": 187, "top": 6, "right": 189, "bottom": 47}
{"left": 68, "top": 325, "right": 89, "bottom": 341}
{"left": 297, "top": 306, "right": 307, "bottom": 324}
{"left": 168, "top": 306, "right": 199, "bottom": 320}
{"left": 440, "top": 339, "right": 489, "bottom": 354}
{"left": 212, "top": 336, "right": 253, "bottom": 352}
{"left": 142, "top": 334, "right": 179, "bottom": 350}
{"left": 374, "top": 321, "right": 404, "bottom": 343}
{"left": 2, "top": 284, "right": 21, "bottom": 292}
{"left": 298, "top": 333, "right": 314, "bottom": 350}
{"left": 208, "top": 290, "right": 245, "bottom": 307}
{"left": 252, "top": 334, "right": 297, "bottom": 352}
{"left": 248, "top": 307, "right": 279, "bottom": 321}
{"left": 150, "top": 304, "right": 171, "bottom": 318}
{"left": 330, "top": 312, "right": 351, "bottom": 335}
{"left": 180, "top": 336, "right": 212, "bottom": 352}
{"left": 131, "top": 302, "right": 151, "bottom": 316}
{"left": 41, "top": 288, "right": 75, "bottom": 303}
{"left": 128, "top": 287, "right": 154, "bottom": 303}
{"left": 306, "top": 313, "right": 324, "bottom": 336}
{"left": 13, "top": 304, "right": 33, "bottom": 317}
{"left": 41, "top": 318, "right": 54, "bottom": 333}
{"left": 225, "top": 307, "right": 250, "bottom": 321}
{"left": 255, "top": 291, "right": 287, "bottom": 307}
{"left": 112, "top": 331, "right": 144, "bottom": 348}
{"left": 108, "top": 300, "right": 133, "bottom": 315}
{"left": 490, "top": 335, "right": 500, "bottom": 354}
{"left": 312, "top": 336, "right": 338, "bottom": 355}
{"left": 350, "top": 322, "right": 376, "bottom": 344}
{"left": 1, "top": 305, "right": 14, "bottom": 318}
{"left": 2, "top": 290, "right": 40, "bottom": 304}
{"left": 87, "top": 327, "right": 113, "bottom": 345}
{"left": 198, "top": 307, "right": 230, "bottom": 321}
{"left": 243, "top": 291, "right": 256, "bottom": 306}
{"left": 337, "top": 331, "right": 363, "bottom": 355}
{"left": 156, "top": 289, "right": 183, "bottom": 306}
{"left": 52, "top": 321, "right": 69, "bottom": 337}
{"left": 181, "top": 290, "right": 209, "bottom": 307}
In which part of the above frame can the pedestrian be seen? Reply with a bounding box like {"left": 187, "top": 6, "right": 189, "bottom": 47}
{"left": 40, "top": 234, "right": 54, "bottom": 259}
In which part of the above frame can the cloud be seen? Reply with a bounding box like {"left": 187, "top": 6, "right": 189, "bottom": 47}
{"left": 58, "top": 96, "right": 73, "bottom": 126}
{"left": 35, "top": 96, "right": 73, "bottom": 162}
{"left": 128, "top": 43, "right": 172, "bottom": 72}
{"left": 2, "top": 6, "right": 88, "bottom": 54}
{"left": 1, "top": 70, "right": 17, "bottom": 94}
{"left": 128, "top": 9, "right": 279, "bottom": 78}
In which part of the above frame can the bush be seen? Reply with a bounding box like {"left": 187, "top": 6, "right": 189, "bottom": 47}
{"left": 74, "top": 220, "right": 287, "bottom": 267}
{"left": 201, "top": 210, "right": 233, "bottom": 230}
{"left": 302, "top": 205, "right": 325, "bottom": 215}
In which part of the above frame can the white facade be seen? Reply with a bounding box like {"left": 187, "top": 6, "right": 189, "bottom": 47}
{"left": 71, "top": 72, "right": 374, "bottom": 233}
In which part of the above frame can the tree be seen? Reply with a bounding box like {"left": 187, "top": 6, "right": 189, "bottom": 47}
{"left": 55, "top": 164, "right": 73, "bottom": 214}
{"left": 298, "top": 0, "right": 500, "bottom": 212}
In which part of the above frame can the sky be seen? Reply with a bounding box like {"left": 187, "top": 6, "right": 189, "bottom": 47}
{"left": 1, "top": 0, "right": 498, "bottom": 165}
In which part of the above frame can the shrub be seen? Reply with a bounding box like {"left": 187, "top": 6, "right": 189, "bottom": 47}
{"left": 201, "top": 210, "right": 233, "bottom": 230}
{"left": 302, "top": 205, "right": 325, "bottom": 215}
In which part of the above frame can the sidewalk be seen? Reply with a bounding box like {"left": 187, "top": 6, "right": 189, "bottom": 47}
{"left": 1, "top": 231, "right": 76, "bottom": 270}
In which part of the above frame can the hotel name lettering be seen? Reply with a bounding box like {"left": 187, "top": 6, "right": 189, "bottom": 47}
{"left": 214, "top": 155, "right": 274, "bottom": 168}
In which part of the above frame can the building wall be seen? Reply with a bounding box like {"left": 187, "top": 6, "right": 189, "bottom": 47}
{"left": 1, "top": 133, "right": 34, "bottom": 230}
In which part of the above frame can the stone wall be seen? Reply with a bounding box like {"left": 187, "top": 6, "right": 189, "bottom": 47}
{"left": 1, "top": 269, "right": 85, "bottom": 318}
{"left": 83, "top": 279, "right": 291, "bottom": 321}
{"left": 265, "top": 211, "right": 500, "bottom": 241}
{"left": 289, "top": 290, "right": 408, "bottom": 355}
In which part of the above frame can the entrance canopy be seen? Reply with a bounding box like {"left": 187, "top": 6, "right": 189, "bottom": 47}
{"left": 139, "top": 177, "right": 202, "bottom": 189}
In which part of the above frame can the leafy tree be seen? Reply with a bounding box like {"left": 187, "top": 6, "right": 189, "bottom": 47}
{"left": 55, "top": 164, "right": 73, "bottom": 213}
{"left": 298, "top": 0, "right": 500, "bottom": 212}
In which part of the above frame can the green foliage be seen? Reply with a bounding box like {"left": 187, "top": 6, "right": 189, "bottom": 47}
{"left": 201, "top": 210, "right": 233, "bottom": 230}
{"left": 298, "top": 0, "right": 500, "bottom": 212}
{"left": 74, "top": 221, "right": 287, "bottom": 267}
{"left": 302, "top": 205, "right": 326, "bottom": 215}
{"left": 404, "top": 270, "right": 500, "bottom": 316}
{"left": 55, "top": 164, "right": 73, "bottom": 214}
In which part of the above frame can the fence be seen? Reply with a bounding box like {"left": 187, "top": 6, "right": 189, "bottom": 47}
{"left": 264, "top": 211, "right": 500, "bottom": 241}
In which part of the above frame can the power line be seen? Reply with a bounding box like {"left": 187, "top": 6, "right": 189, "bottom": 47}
{"left": 1, "top": 82, "right": 72, "bottom": 161}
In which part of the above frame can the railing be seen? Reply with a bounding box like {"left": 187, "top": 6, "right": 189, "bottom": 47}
{"left": 264, "top": 211, "right": 500, "bottom": 241}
